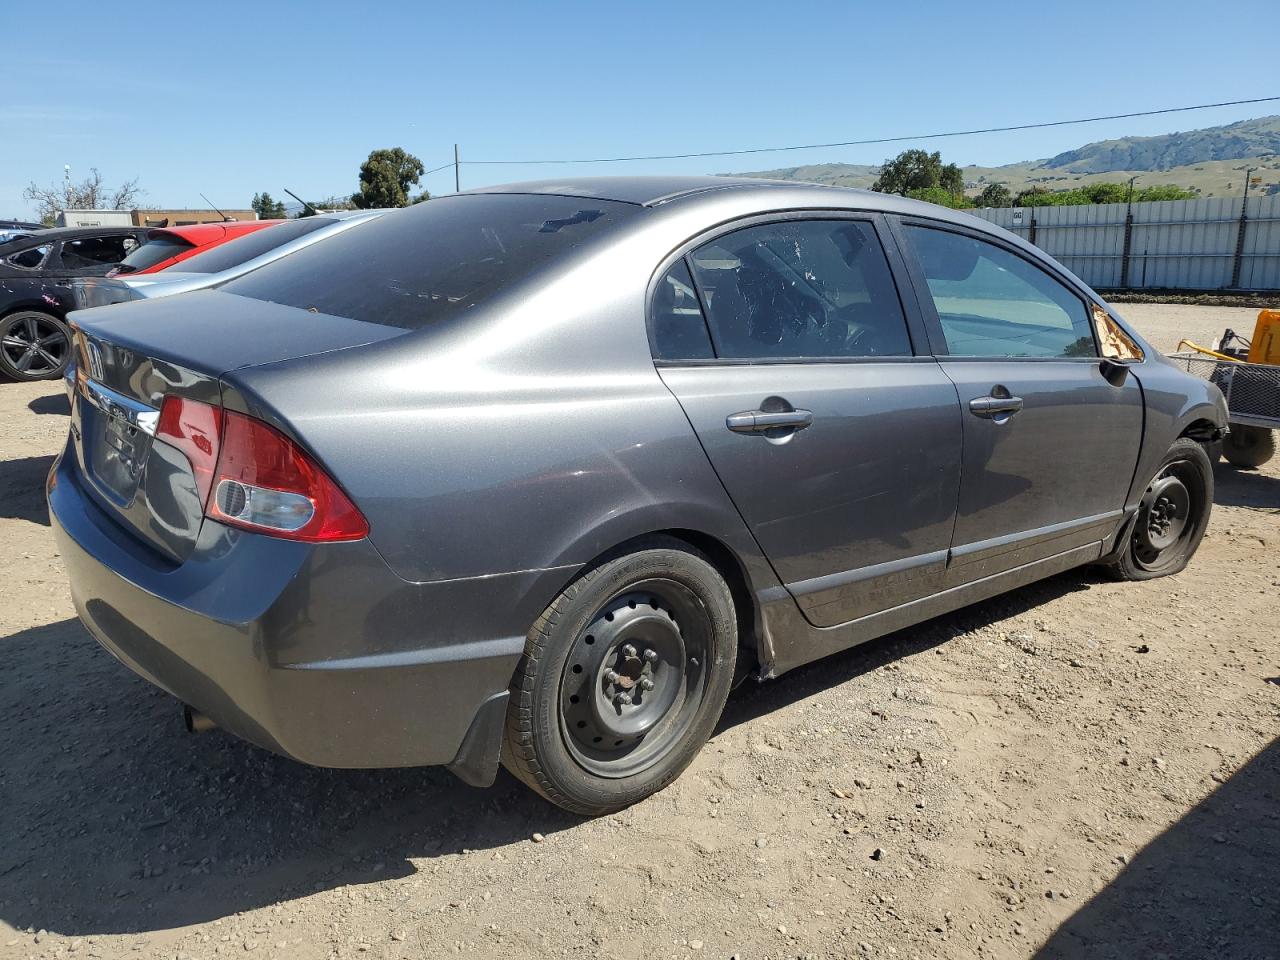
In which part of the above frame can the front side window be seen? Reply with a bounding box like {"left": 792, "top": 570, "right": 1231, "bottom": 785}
{"left": 7, "top": 244, "right": 51, "bottom": 269}
{"left": 651, "top": 259, "right": 713, "bottom": 360}
{"left": 904, "top": 226, "right": 1096, "bottom": 359}
{"left": 687, "top": 219, "right": 911, "bottom": 360}
{"left": 60, "top": 234, "right": 140, "bottom": 269}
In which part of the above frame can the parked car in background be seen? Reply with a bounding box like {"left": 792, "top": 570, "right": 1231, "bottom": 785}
{"left": 0, "top": 225, "right": 150, "bottom": 380}
{"left": 72, "top": 211, "right": 385, "bottom": 309}
{"left": 0, "top": 219, "right": 44, "bottom": 244}
{"left": 108, "top": 220, "right": 282, "bottom": 277}
{"left": 51, "top": 178, "right": 1227, "bottom": 815}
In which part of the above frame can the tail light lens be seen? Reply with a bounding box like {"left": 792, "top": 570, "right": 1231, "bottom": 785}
{"left": 155, "top": 397, "right": 367, "bottom": 542}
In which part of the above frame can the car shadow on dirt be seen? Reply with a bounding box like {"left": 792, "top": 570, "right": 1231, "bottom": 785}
{"left": 0, "top": 618, "right": 580, "bottom": 937}
{"left": 720, "top": 568, "right": 1094, "bottom": 733}
{"left": 27, "top": 393, "right": 70, "bottom": 416}
{"left": 0, "top": 454, "right": 53, "bottom": 525}
{"left": 1213, "top": 462, "right": 1280, "bottom": 510}
{"left": 0, "top": 572, "right": 1100, "bottom": 938}
{"left": 1036, "top": 736, "right": 1279, "bottom": 959}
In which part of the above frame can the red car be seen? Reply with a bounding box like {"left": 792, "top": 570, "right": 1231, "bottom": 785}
{"left": 110, "top": 220, "right": 283, "bottom": 276}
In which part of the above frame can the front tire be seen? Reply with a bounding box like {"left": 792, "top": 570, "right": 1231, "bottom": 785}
{"left": 0, "top": 311, "right": 73, "bottom": 382}
{"left": 502, "top": 537, "right": 737, "bottom": 815}
{"left": 1221, "top": 425, "right": 1275, "bottom": 468}
{"left": 1103, "top": 437, "right": 1213, "bottom": 581}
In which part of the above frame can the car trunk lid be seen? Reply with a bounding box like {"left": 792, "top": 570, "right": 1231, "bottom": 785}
{"left": 67, "top": 290, "right": 407, "bottom": 563}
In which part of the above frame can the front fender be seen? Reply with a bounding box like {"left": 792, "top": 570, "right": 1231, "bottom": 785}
{"left": 1127, "top": 358, "right": 1227, "bottom": 508}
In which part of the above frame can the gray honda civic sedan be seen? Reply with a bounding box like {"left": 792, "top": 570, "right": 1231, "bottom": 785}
{"left": 50, "top": 176, "right": 1226, "bottom": 814}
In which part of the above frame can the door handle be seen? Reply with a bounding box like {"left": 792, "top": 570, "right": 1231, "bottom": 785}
{"left": 968, "top": 395, "right": 1024, "bottom": 418}
{"left": 726, "top": 408, "right": 814, "bottom": 434}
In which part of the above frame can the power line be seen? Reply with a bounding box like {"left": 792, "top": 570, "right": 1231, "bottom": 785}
{"left": 457, "top": 96, "right": 1280, "bottom": 167}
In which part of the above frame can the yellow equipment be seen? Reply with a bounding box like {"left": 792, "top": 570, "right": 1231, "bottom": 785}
{"left": 1248, "top": 309, "right": 1280, "bottom": 366}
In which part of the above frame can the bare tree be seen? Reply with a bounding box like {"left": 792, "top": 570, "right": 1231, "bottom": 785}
{"left": 22, "top": 168, "right": 146, "bottom": 225}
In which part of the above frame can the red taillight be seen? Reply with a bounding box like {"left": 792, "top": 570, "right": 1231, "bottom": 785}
{"left": 155, "top": 398, "right": 367, "bottom": 542}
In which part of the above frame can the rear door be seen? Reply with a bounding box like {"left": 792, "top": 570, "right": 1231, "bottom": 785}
{"left": 892, "top": 219, "right": 1143, "bottom": 582}
{"left": 653, "top": 214, "right": 962, "bottom": 628}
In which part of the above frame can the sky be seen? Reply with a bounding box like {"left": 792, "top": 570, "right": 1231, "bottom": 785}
{"left": 2, "top": 0, "right": 1277, "bottom": 219}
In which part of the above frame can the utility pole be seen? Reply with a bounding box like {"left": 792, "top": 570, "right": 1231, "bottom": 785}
{"left": 1119, "top": 176, "right": 1139, "bottom": 289}
{"left": 454, "top": 144, "right": 460, "bottom": 193}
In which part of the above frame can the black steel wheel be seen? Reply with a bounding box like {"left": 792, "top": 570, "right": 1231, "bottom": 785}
{"left": 1103, "top": 437, "right": 1212, "bottom": 581}
{"left": 503, "top": 537, "right": 737, "bottom": 815}
{"left": 0, "top": 311, "right": 72, "bottom": 382}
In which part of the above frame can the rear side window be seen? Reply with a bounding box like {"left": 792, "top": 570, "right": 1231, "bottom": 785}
{"left": 687, "top": 219, "right": 911, "bottom": 360}
{"left": 115, "top": 232, "right": 195, "bottom": 274}
{"left": 651, "top": 260, "right": 713, "bottom": 360}
{"left": 182, "top": 219, "right": 329, "bottom": 274}
{"left": 60, "top": 234, "right": 139, "bottom": 268}
{"left": 221, "top": 195, "right": 639, "bottom": 329}
{"left": 903, "top": 226, "right": 1096, "bottom": 358}
{"left": 7, "top": 244, "right": 50, "bottom": 269}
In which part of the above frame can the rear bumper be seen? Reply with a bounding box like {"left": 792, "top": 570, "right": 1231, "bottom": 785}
{"left": 48, "top": 447, "right": 573, "bottom": 784}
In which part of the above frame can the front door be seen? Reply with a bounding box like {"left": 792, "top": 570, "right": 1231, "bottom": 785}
{"left": 651, "top": 216, "right": 962, "bottom": 628}
{"left": 895, "top": 221, "right": 1143, "bottom": 582}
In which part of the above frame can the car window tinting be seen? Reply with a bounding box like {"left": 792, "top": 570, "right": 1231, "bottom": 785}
{"left": 687, "top": 220, "right": 911, "bottom": 360}
{"left": 220, "top": 195, "right": 638, "bottom": 329}
{"left": 115, "top": 233, "right": 196, "bottom": 274}
{"left": 651, "top": 260, "right": 713, "bottom": 361}
{"left": 904, "top": 226, "right": 1097, "bottom": 359}
{"left": 178, "top": 219, "right": 330, "bottom": 274}
{"left": 60, "top": 235, "right": 138, "bottom": 269}
{"left": 7, "top": 244, "right": 51, "bottom": 269}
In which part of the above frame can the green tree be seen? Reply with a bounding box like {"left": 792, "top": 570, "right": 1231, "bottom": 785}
{"left": 977, "top": 183, "right": 1013, "bottom": 208}
{"left": 351, "top": 148, "right": 425, "bottom": 208}
{"left": 872, "top": 149, "right": 964, "bottom": 197}
{"left": 905, "top": 186, "right": 972, "bottom": 209}
{"left": 251, "top": 191, "right": 287, "bottom": 220}
{"left": 1134, "top": 184, "right": 1198, "bottom": 202}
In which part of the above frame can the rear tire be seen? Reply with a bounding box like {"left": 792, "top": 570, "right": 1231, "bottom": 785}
{"left": 1102, "top": 437, "right": 1213, "bottom": 582}
{"left": 1221, "top": 425, "right": 1275, "bottom": 468}
{"left": 502, "top": 537, "right": 737, "bottom": 816}
{"left": 0, "top": 311, "right": 73, "bottom": 382}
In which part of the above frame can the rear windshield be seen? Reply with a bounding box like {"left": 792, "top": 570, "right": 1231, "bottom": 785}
{"left": 178, "top": 218, "right": 330, "bottom": 274}
{"left": 114, "top": 233, "right": 194, "bottom": 274}
{"left": 219, "top": 194, "right": 639, "bottom": 329}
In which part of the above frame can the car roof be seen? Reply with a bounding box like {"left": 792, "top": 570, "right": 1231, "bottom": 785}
{"left": 0, "top": 224, "right": 143, "bottom": 253}
{"left": 152, "top": 220, "right": 281, "bottom": 242}
{"left": 464, "top": 175, "right": 811, "bottom": 206}
{"left": 459, "top": 175, "right": 995, "bottom": 226}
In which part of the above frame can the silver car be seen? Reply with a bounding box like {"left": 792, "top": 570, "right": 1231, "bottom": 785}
{"left": 51, "top": 177, "right": 1226, "bottom": 815}
{"left": 71, "top": 210, "right": 385, "bottom": 309}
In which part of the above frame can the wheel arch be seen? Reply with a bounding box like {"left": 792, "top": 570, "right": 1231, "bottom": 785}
{"left": 534, "top": 525, "right": 769, "bottom": 668}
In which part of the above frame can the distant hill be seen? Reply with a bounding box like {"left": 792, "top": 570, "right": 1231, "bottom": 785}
{"left": 734, "top": 115, "right": 1280, "bottom": 199}
{"left": 1043, "top": 115, "right": 1280, "bottom": 173}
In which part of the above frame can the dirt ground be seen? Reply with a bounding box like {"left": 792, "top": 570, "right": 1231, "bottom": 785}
{"left": 1, "top": 303, "right": 1277, "bottom": 960}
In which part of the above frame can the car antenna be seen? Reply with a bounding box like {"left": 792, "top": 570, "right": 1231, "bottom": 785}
{"left": 283, "top": 188, "right": 319, "bottom": 217}
{"left": 199, "top": 193, "right": 234, "bottom": 222}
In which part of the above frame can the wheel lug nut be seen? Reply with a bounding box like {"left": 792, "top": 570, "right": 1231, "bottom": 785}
{"left": 616, "top": 692, "right": 632, "bottom": 706}
{"left": 621, "top": 644, "right": 637, "bottom": 658}
{"left": 604, "top": 669, "right": 619, "bottom": 683}
{"left": 642, "top": 649, "right": 658, "bottom": 663}
{"left": 639, "top": 677, "right": 654, "bottom": 691}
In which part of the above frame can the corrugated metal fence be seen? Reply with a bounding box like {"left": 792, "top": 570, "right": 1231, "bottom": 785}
{"left": 966, "top": 195, "right": 1280, "bottom": 291}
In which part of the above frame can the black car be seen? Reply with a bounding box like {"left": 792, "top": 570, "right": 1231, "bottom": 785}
{"left": 0, "top": 219, "right": 44, "bottom": 244}
{"left": 0, "top": 226, "right": 150, "bottom": 381}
